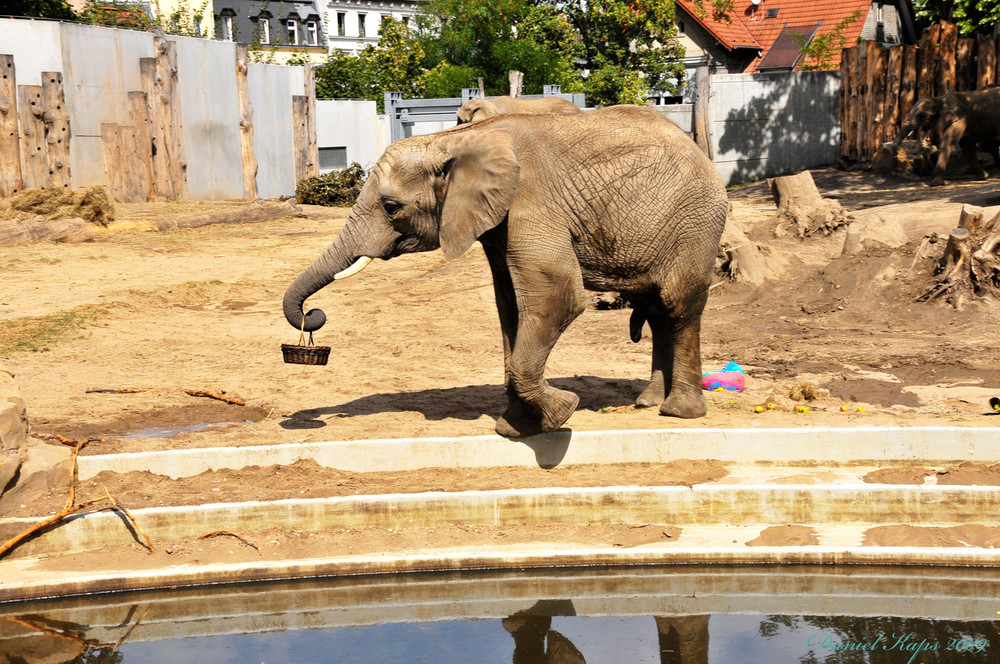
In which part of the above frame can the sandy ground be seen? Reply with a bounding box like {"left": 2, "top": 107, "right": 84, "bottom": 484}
{"left": 2, "top": 167, "right": 1000, "bottom": 556}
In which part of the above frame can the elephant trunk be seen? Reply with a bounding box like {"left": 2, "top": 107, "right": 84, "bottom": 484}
{"left": 282, "top": 218, "right": 380, "bottom": 333}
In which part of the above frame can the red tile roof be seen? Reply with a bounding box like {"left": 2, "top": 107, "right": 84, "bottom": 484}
{"left": 677, "top": 0, "right": 874, "bottom": 72}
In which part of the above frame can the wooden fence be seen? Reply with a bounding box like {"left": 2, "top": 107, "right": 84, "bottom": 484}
{"left": 0, "top": 28, "right": 317, "bottom": 202}
{"left": 840, "top": 21, "right": 999, "bottom": 162}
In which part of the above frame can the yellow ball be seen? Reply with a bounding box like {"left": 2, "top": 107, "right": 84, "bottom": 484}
{"left": 857, "top": 406, "right": 866, "bottom": 413}
{"left": 840, "top": 405, "right": 848, "bottom": 412}
{"left": 766, "top": 402, "right": 776, "bottom": 410}
{"left": 754, "top": 405, "right": 764, "bottom": 413}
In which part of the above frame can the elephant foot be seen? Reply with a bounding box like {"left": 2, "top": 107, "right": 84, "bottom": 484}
{"left": 929, "top": 176, "right": 945, "bottom": 187}
{"left": 539, "top": 388, "right": 579, "bottom": 432}
{"left": 635, "top": 377, "right": 666, "bottom": 408}
{"left": 659, "top": 388, "right": 707, "bottom": 419}
{"left": 975, "top": 169, "right": 989, "bottom": 180}
{"left": 496, "top": 400, "right": 544, "bottom": 438}
{"left": 496, "top": 388, "right": 579, "bottom": 437}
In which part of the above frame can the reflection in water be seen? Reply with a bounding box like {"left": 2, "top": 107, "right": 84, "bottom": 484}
{"left": 2, "top": 566, "right": 1000, "bottom": 663}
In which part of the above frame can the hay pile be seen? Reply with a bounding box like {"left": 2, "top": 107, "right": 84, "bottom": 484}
{"left": 0, "top": 186, "right": 116, "bottom": 227}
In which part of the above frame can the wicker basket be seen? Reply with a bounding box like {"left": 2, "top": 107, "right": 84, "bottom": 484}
{"left": 282, "top": 343, "right": 331, "bottom": 365}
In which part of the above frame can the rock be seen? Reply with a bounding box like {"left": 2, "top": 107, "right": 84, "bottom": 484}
{"left": 0, "top": 437, "right": 73, "bottom": 514}
{"left": 0, "top": 364, "right": 72, "bottom": 516}
{"left": 842, "top": 213, "right": 909, "bottom": 256}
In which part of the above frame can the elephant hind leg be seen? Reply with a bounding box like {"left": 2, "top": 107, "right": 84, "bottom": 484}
{"left": 635, "top": 289, "right": 708, "bottom": 418}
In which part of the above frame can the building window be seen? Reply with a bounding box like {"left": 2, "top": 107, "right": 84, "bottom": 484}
{"left": 287, "top": 18, "right": 299, "bottom": 45}
{"left": 319, "top": 147, "right": 349, "bottom": 173}
{"left": 194, "top": 15, "right": 202, "bottom": 35}
{"left": 306, "top": 20, "right": 318, "bottom": 45}
{"left": 258, "top": 13, "right": 272, "bottom": 43}
{"left": 171, "top": 13, "right": 180, "bottom": 31}
{"left": 358, "top": 13, "right": 366, "bottom": 38}
{"left": 218, "top": 11, "right": 235, "bottom": 41}
{"left": 401, "top": 15, "right": 409, "bottom": 27}
{"left": 337, "top": 12, "right": 346, "bottom": 36}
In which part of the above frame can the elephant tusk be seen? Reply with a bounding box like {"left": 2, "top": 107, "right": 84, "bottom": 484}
{"left": 334, "top": 256, "right": 373, "bottom": 280}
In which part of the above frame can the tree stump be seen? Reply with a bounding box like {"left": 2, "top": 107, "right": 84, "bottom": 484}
{"left": 917, "top": 205, "right": 1000, "bottom": 306}
{"left": 769, "top": 171, "right": 853, "bottom": 237}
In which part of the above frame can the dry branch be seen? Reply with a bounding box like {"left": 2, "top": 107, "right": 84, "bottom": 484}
{"left": 199, "top": 529, "right": 259, "bottom": 550}
{"left": 85, "top": 387, "right": 153, "bottom": 394}
{"left": 0, "top": 442, "right": 152, "bottom": 559}
{"left": 183, "top": 389, "right": 245, "bottom": 406}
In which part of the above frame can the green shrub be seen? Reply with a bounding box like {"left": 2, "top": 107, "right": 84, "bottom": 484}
{"left": 295, "top": 163, "right": 367, "bottom": 207}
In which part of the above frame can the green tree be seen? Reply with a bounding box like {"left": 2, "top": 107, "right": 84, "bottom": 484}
{"left": 793, "top": 10, "right": 863, "bottom": 71}
{"left": 4, "top": 0, "right": 76, "bottom": 19}
{"left": 914, "top": 0, "right": 1000, "bottom": 35}
{"left": 415, "top": 0, "right": 583, "bottom": 97}
{"left": 557, "top": 0, "right": 686, "bottom": 106}
{"left": 316, "top": 19, "right": 426, "bottom": 112}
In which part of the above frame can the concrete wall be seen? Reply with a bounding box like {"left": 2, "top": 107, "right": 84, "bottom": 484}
{"left": 1, "top": 18, "right": 310, "bottom": 200}
{"left": 710, "top": 71, "right": 841, "bottom": 186}
{"left": 316, "top": 100, "right": 389, "bottom": 171}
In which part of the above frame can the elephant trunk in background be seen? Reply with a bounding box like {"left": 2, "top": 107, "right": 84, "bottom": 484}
{"left": 281, "top": 211, "right": 386, "bottom": 333}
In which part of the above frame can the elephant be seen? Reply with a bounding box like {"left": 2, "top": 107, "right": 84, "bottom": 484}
{"left": 456, "top": 95, "right": 582, "bottom": 124}
{"left": 283, "top": 105, "right": 728, "bottom": 438}
{"left": 890, "top": 88, "right": 1000, "bottom": 186}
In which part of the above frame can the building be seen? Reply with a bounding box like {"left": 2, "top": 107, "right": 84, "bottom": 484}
{"left": 675, "top": 0, "right": 918, "bottom": 74}
{"left": 210, "top": 0, "right": 328, "bottom": 63}
{"left": 325, "top": 0, "right": 422, "bottom": 54}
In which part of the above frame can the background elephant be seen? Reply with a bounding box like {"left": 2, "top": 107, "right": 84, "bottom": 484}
{"left": 456, "top": 95, "right": 582, "bottom": 124}
{"left": 890, "top": 88, "right": 1000, "bottom": 186}
{"left": 283, "top": 105, "right": 727, "bottom": 437}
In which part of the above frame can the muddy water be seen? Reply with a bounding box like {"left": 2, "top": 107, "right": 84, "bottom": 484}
{"left": 1, "top": 566, "right": 998, "bottom": 663}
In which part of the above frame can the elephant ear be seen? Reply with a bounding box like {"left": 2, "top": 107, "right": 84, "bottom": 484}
{"left": 437, "top": 128, "right": 520, "bottom": 260}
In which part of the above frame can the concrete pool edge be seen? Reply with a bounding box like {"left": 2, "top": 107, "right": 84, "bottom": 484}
{"left": 6, "top": 544, "right": 1000, "bottom": 603}
{"left": 77, "top": 425, "right": 1000, "bottom": 479}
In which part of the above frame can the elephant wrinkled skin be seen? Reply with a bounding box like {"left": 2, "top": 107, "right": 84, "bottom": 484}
{"left": 890, "top": 88, "right": 1000, "bottom": 186}
{"left": 456, "top": 95, "right": 582, "bottom": 124}
{"left": 284, "top": 105, "right": 728, "bottom": 437}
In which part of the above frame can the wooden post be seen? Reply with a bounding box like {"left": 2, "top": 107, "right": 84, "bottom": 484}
{"left": 477, "top": 77, "right": 485, "bottom": 98}
{"left": 17, "top": 85, "right": 48, "bottom": 189}
{"left": 977, "top": 33, "right": 996, "bottom": 89}
{"left": 127, "top": 91, "right": 153, "bottom": 202}
{"left": 899, "top": 44, "right": 918, "bottom": 122}
{"left": 854, "top": 43, "right": 867, "bottom": 160}
{"left": 146, "top": 32, "right": 188, "bottom": 200}
{"left": 140, "top": 57, "right": 162, "bottom": 200}
{"left": 871, "top": 43, "right": 889, "bottom": 152}
{"left": 917, "top": 24, "right": 939, "bottom": 101}
{"left": 839, "top": 47, "right": 851, "bottom": 159}
{"left": 235, "top": 45, "right": 258, "bottom": 199}
{"left": 693, "top": 66, "right": 712, "bottom": 159}
{"left": 0, "top": 54, "right": 22, "bottom": 197}
{"left": 885, "top": 46, "right": 903, "bottom": 145}
{"left": 508, "top": 70, "right": 523, "bottom": 97}
{"left": 304, "top": 63, "right": 318, "bottom": 179}
{"left": 292, "top": 95, "right": 309, "bottom": 183}
{"left": 956, "top": 37, "right": 975, "bottom": 91}
{"left": 100, "top": 122, "right": 126, "bottom": 201}
{"left": 936, "top": 21, "right": 958, "bottom": 95}
{"left": 41, "top": 72, "right": 70, "bottom": 189}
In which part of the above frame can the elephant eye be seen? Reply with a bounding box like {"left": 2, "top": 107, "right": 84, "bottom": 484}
{"left": 383, "top": 199, "right": 403, "bottom": 216}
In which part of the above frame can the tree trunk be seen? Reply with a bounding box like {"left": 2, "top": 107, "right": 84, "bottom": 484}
{"left": 769, "top": 171, "right": 853, "bottom": 237}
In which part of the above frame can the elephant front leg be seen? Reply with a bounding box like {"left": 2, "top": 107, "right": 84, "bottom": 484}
{"left": 495, "top": 269, "right": 584, "bottom": 437}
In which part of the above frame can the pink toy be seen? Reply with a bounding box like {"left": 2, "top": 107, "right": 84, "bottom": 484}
{"left": 702, "top": 361, "right": 745, "bottom": 392}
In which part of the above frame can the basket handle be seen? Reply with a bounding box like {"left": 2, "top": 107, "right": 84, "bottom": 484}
{"left": 299, "top": 315, "right": 315, "bottom": 347}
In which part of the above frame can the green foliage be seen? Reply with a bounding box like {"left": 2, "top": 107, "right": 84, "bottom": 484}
{"left": 4, "top": 0, "right": 75, "bottom": 19}
{"left": 315, "top": 20, "right": 425, "bottom": 111}
{"left": 792, "top": 10, "right": 863, "bottom": 71}
{"left": 414, "top": 0, "right": 583, "bottom": 97}
{"left": 562, "top": 0, "right": 686, "bottom": 106}
{"left": 914, "top": 0, "right": 1000, "bottom": 35}
{"left": 295, "top": 163, "right": 367, "bottom": 207}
